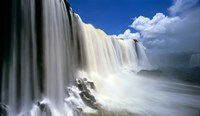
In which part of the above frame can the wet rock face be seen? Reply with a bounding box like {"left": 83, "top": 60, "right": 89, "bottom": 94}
{"left": 133, "top": 39, "right": 138, "bottom": 43}
{"left": 75, "top": 78, "right": 98, "bottom": 109}
{"left": 76, "top": 78, "right": 96, "bottom": 91}
{"left": 0, "top": 103, "right": 8, "bottom": 116}
{"left": 79, "top": 91, "right": 97, "bottom": 109}
{"left": 37, "top": 102, "right": 52, "bottom": 116}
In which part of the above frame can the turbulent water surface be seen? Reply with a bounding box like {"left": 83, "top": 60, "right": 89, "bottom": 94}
{"left": 0, "top": 0, "right": 200, "bottom": 116}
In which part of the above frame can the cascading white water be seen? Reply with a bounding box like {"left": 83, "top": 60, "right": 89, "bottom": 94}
{"left": 0, "top": 0, "right": 149, "bottom": 114}
{"left": 81, "top": 24, "right": 145, "bottom": 76}
{"left": 41, "top": 0, "right": 149, "bottom": 113}
{"left": 1, "top": 0, "right": 40, "bottom": 115}
{"left": 1, "top": 0, "right": 200, "bottom": 116}
{"left": 43, "top": 0, "right": 68, "bottom": 111}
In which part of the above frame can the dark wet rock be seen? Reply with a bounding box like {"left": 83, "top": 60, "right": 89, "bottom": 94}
{"left": 133, "top": 39, "right": 138, "bottom": 42}
{"left": 37, "top": 102, "right": 52, "bottom": 116}
{"left": 75, "top": 78, "right": 98, "bottom": 109}
{"left": 86, "top": 81, "right": 96, "bottom": 90}
{"left": 0, "top": 103, "right": 8, "bottom": 116}
{"left": 79, "top": 91, "right": 97, "bottom": 109}
{"left": 77, "top": 83, "right": 87, "bottom": 91}
{"left": 83, "top": 78, "right": 96, "bottom": 90}
{"left": 76, "top": 78, "right": 87, "bottom": 91}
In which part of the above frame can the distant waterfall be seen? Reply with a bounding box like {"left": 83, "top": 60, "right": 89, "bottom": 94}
{"left": 0, "top": 0, "right": 150, "bottom": 115}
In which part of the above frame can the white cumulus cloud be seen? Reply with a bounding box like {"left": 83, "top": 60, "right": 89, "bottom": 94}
{"left": 129, "top": 13, "right": 181, "bottom": 49}
{"left": 130, "top": 13, "right": 180, "bottom": 39}
{"left": 113, "top": 0, "right": 200, "bottom": 54}
{"left": 113, "top": 29, "right": 141, "bottom": 40}
{"left": 129, "top": 8, "right": 200, "bottom": 52}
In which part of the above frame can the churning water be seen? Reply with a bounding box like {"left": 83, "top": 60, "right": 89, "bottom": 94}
{"left": 0, "top": 0, "right": 200, "bottom": 116}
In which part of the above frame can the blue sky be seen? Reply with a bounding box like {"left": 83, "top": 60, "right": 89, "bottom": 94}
{"left": 69, "top": 0, "right": 172, "bottom": 35}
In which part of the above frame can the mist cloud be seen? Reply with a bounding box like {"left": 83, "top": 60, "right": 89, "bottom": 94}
{"left": 169, "top": 0, "right": 199, "bottom": 15}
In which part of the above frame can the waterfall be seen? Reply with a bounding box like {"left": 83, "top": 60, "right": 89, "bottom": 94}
{"left": 0, "top": 0, "right": 148, "bottom": 115}
{"left": 1, "top": 0, "right": 41, "bottom": 114}
{"left": 2, "top": 0, "right": 200, "bottom": 116}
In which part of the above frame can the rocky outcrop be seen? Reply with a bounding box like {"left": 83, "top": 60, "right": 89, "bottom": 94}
{"left": 0, "top": 103, "right": 8, "bottom": 116}
{"left": 75, "top": 78, "right": 98, "bottom": 109}
{"left": 37, "top": 102, "right": 52, "bottom": 116}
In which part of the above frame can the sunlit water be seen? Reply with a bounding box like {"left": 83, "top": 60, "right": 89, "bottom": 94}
{"left": 75, "top": 69, "right": 200, "bottom": 116}
{"left": 1, "top": 0, "right": 200, "bottom": 116}
{"left": 28, "top": 69, "right": 200, "bottom": 116}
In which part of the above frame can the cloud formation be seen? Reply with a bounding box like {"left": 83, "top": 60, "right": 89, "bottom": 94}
{"left": 113, "top": 0, "right": 200, "bottom": 53}
{"left": 130, "top": 13, "right": 180, "bottom": 39}
{"left": 128, "top": 1, "right": 200, "bottom": 53}
{"left": 113, "top": 29, "right": 140, "bottom": 40}
{"left": 111, "top": 0, "right": 200, "bottom": 67}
